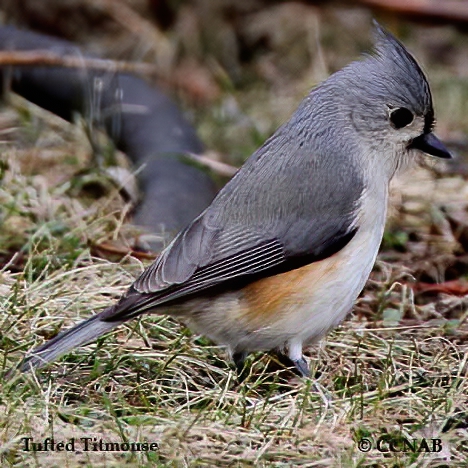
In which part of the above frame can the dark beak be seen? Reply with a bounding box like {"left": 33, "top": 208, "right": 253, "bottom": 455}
{"left": 409, "top": 132, "right": 452, "bottom": 159}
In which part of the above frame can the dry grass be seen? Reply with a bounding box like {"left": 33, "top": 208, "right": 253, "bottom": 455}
{"left": 1, "top": 14, "right": 468, "bottom": 467}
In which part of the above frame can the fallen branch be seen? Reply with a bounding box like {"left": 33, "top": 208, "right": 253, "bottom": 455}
{"left": 0, "top": 49, "right": 160, "bottom": 77}
{"left": 355, "top": 0, "right": 468, "bottom": 23}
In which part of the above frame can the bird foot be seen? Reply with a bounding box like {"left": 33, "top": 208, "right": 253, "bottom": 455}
{"left": 274, "top": 352, "right": 310, "bottom": 378}
{"left": 232, "top": 351, "right": 248, "bottom": 380}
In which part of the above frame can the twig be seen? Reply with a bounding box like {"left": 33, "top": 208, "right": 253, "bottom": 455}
{"left": 0, "top": 50, "right": 160, "bottom": 77}
{"left": 85, "top": 0, "right": 175, "bottom": 70}
{"left": 186, "top": 152, "right": 238, "bottom": 177}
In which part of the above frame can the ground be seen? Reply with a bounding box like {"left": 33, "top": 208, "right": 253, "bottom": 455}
{"left": 1, "top": 2, "right": 468, "bottom": 467}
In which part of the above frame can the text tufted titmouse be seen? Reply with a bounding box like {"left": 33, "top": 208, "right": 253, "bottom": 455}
{"left": 17, "top": 23, "right": 452, "bottom": 378}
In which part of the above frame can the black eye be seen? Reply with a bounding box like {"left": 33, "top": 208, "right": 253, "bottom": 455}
{"left": 389, "top": 107, "right": 414, "bottom": 129}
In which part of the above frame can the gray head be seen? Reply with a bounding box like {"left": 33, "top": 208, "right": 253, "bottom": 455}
{"left": 318, "top": 22, "right": 451, "bottom": 172}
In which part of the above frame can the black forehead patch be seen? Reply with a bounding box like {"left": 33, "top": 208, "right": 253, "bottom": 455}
{"left": 424, "top": 108, "right": 435, "bottom": 134}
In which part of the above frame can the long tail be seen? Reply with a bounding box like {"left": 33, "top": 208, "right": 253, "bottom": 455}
{"left": 19, "top": 311, "right": 125, "bottom": 372}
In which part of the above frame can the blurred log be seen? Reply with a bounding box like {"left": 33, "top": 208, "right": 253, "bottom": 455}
{"left": 349, "top": 0, "right": 468, "bottom": 24}
{"left": 0, "top": 26, "right": 219, "bottom": 251}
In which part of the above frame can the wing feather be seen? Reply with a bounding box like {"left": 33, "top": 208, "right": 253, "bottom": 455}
{"left": 100, "top": 239, "right": 285, "bottom": 319}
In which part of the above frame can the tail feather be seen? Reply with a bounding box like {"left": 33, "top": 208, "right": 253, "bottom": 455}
{"left": 19, "top": 312, "right": 125, "bottom": 372}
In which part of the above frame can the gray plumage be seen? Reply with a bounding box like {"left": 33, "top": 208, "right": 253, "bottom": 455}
{"left": 16, "top": 23, "right": 451, "bottom": 376}
{"left": 20, "top": 315, "right": 124, "bottom": 372}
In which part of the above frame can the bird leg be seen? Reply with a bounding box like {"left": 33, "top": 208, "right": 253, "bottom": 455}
{"left": 232, "top": 351, "right": 248, "bottom": 378}
{"left": 273, "top": 352, "right": 310, "bottom": 377}
{"left": 291, "top": 356, "right": 310, "bottom": 378}
{"left": 288, "top": 339, "right": 310, "bottom": 377}
{"left": 273, "top": 339, "right": 310, "bottom": 377}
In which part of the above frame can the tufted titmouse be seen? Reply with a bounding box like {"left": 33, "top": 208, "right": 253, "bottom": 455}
{"left": 17, "top": 23, "right": 451, "bottom": 378}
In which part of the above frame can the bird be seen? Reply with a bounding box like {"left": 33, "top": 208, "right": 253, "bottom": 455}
{"left": 17, "top": 22, "right": 452, "bottom": 379}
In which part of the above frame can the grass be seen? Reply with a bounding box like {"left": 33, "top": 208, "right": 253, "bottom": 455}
{"left": 1, "top": 23, "right": 468, "bottom": 468}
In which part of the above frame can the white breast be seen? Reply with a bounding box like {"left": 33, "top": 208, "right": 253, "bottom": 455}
{"left": 289, "top": 187, "right": 388, "bottom": 345}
